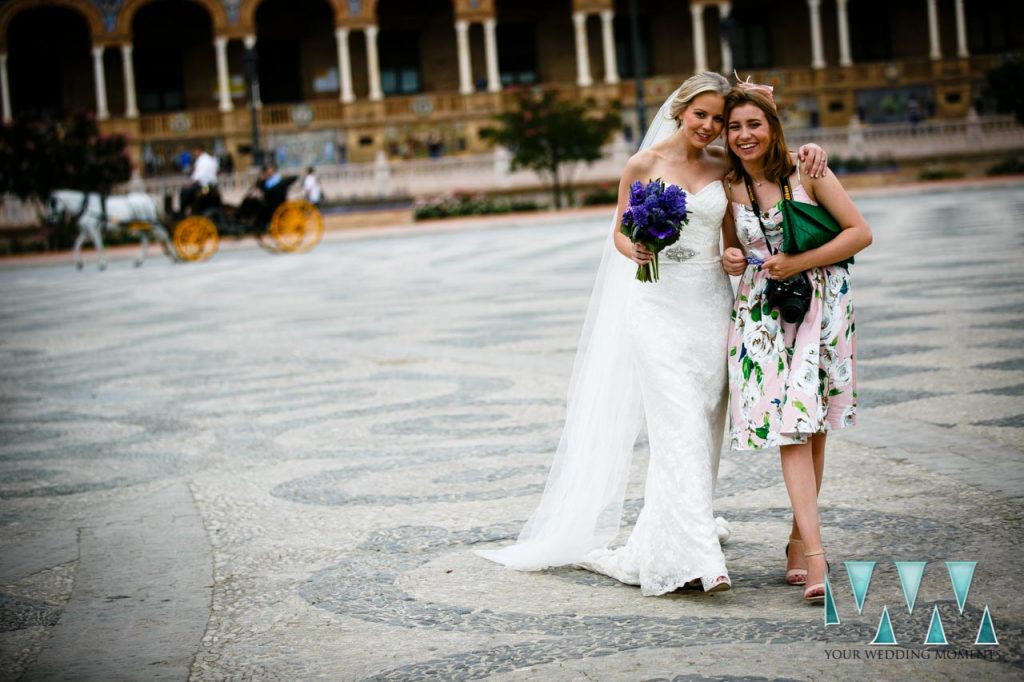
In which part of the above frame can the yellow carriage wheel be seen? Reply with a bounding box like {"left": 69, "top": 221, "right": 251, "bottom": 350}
{"left": 270, "top": 200, "right": 324, "bottom": 254}
{"left": 173, "top": 216, "right": 220, "bottom": 262}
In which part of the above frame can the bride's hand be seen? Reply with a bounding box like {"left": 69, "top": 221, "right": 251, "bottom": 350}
{"left": 797, "top": 143, "right": 828, "bottom": 179}
{"left": 722, "top": 247, "right": 747, "bottom": 276}
{"left": 631, "top": 242, "right": 653, "bottom": 265}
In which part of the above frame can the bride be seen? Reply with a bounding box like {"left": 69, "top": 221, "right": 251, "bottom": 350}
{"left": 476, "top": 72, "right": 826, "bottom": 595}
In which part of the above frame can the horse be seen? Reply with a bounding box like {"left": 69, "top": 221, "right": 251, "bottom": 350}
{"left": 46, "top": 190, "right": 175, "bottom": 270}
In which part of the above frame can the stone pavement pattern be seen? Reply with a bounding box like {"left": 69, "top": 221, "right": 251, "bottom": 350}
{"left": 0, "top": 182, "right": 1022, "bottom": 680}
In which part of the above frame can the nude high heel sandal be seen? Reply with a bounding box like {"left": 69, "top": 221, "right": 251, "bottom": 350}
{"left": 803, "top": 550, "right": 830, "bottom": 604}
{"left": 785, "top": 537, "right": 807, "bottom": 586}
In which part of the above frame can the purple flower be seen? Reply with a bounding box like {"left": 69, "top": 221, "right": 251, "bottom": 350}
{"left": 629, "top": 181, "right": 645, "bottom": 205}
{"left": 619, "top": 178, "right": 691, "bottom": 282}
{"left": 629, "top": 205, "right": 649, "bottom": 230}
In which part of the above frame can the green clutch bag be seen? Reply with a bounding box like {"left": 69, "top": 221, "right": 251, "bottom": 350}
{"left": 778, "top": 177, "right": 853, "bottom": 267}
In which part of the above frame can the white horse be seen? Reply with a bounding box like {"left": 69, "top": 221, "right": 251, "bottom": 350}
{"left": 46, "top": 190, "right": 175, "bottom": 270}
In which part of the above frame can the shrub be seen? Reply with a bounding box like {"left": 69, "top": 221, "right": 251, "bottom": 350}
{"left": 917, "top": 166, "right": 965, "bottom": 181}
{"left": 582, "top": 183, "right": 618, "bottom": 206}
{"left": 414, "top": 191, "right": 540, "bottom": 221}
{"left": 985, "top": 157, "right": 1024, "bottom": 176}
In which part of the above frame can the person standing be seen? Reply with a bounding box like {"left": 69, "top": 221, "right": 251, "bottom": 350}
{"left": 721, "top": 84, "right": 872, "bottom": 603}
{"left": 302, "top": 166, "right": 322, "bottom": 207}
{"left": 476, "top": 73, "right": 829, "bottom": 596}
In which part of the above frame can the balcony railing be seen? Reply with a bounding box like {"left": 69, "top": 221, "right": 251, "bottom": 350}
{"left": 2, "top": 114, "right": 1022, "bottom": 230}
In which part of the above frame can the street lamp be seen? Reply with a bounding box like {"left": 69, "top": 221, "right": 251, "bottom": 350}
{"left": 243, "top": 44, "right": 264, "bottom": 167}
{"left": 629, "top": 0, "right": 646, "bottom": 148}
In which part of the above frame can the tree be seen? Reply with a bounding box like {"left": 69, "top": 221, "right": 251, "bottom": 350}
{"left": 0, "top": 113, "right": 132, "bottom": 247}
{"left": 482, "top": 90, "right": 621, "bottom": 209}
{"left": 984, "top": 58, "right": 1024, "bottom": 125}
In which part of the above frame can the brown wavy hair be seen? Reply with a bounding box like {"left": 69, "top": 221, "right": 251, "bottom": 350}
{"left": 723, "top": 87, "right": 794, "bottom": 183}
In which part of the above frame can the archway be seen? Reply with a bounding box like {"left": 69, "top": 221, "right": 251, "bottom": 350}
{"left": 375, "top": 0, "right": 455, "bottom": 95}
{"left": 495, "top": 0, "right": 575, "bottom": 85}
{"left": 7, "top": 7, "right": 93, "bottom": 118}
{"left": 132, "top": 0, "right": 216, "bottom": 112}
{"left": 254, "top": 0, "right": 335, "bottom": 104}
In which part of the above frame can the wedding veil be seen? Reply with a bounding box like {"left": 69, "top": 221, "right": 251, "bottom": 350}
{"left": 475, "top": 88, "right": 685, "bottom": 570}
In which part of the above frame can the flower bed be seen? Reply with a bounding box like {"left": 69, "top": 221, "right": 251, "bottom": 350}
{"left": 414, "top": 191, "right": 541, "bottom": 220}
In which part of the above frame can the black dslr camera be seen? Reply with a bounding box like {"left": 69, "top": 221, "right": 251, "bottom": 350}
{"left": 765, "top": 274, "right": 812, "bottom": 323}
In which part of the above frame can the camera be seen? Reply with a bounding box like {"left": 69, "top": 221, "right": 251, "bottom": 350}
{"left": 765, "top": 274, "right": 812, "bottom": 323}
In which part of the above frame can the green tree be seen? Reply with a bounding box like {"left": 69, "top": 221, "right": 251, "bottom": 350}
{"left": 984, "top": 58, "right": 1024, "bottom": 124}
{"left": 482, "top": 90, "right": 621, "bottom": 209}
{"left": 0, "top": 113, "right": 132, "bottom": 247}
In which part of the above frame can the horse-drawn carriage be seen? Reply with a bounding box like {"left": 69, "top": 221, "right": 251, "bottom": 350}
{"left": 171, "top": 175, "right": 324, "bottom": 262}
{"left": 48, "top": 174, "right": 324, "bottom": 269}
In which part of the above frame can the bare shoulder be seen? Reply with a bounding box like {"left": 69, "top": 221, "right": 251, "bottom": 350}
{"left": 623, "top": 149, "right": 657, "bottom": 183}
{"left": 723, "top": 170, "right": 745, "bottom": 202}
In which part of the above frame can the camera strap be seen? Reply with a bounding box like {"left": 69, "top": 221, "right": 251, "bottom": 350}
{"left": 741, "top": 172, "right": 780, "bottom": 257}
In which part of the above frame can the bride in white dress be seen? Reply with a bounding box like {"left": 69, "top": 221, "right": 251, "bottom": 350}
{"left": 476, "top": 73, "right": 826, "bottom": 596}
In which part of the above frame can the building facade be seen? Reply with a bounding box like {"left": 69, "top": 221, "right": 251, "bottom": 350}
{"left": 1, "top": 0, "right": 1021, "bottom": 171}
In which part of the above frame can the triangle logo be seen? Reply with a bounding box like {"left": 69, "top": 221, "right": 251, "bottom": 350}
{"left": 924, "top": 604, "right": 948, "bottom": 645}
{"left": 845, "top": 561, "right": 876, "bottom": 615}
{"left": 975, "top": 606, "right": 999, "bottom": 646}
{"left": 824, "top": 575, "right": 840, "bottom": 626}
{"left": 870, "top": 605, "right": 898, "bottom": 646}
{"left": 946, "top": 561, "right": 976, "bottom": 614}
{"left": 895, "top": 561, "right": 927, "bottom": 614}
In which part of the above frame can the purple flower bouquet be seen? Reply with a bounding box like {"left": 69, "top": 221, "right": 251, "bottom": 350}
{"left": 619, "top": 179, "right": 689, "bottom": 282}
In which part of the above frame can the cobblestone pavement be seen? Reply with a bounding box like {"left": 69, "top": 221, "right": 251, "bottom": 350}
{"left": 1, "top": 181, "right": 1022, "bottom": 681}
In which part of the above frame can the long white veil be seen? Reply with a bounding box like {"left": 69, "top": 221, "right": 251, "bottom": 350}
{"left": 475, "top": 89, "right": 685, "bottom": 570}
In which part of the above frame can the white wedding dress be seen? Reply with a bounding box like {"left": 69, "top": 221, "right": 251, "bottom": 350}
{"left": 575, "top": 181, "right": 733, "bottom": 595}
{"left": 476, "top": 88, "right": 733, "bottom": 596}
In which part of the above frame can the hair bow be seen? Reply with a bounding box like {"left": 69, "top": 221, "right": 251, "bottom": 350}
{"left": 734, "top": 72, "right": 775, "bottom": 106}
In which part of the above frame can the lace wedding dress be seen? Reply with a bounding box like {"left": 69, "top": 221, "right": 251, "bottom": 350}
{"left": 475, "top": 87, "right": 732, "bottom": 596}
{"left": 575, "top": 181, "right": 733, "bottom": 595}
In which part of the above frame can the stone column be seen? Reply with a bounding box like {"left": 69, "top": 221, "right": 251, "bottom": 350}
{"left": 0, "top": 54, "right": 10, "bottom": 123}
{"left": 836, "top": 0, "right": 852, "bottom": 67}
{"left": 120, "top": 44, "right": 139, "bottom": 118}
{"left": 927, "top": 0, "right": 941, "bottom": 60}
{"left": 600, "top": 10, "right": 619, "bottom": 84}
{"left": 807, "top": 0, "right": 825, "bottom": 69}
{"left": 214, "top": 36, "right": 233, "bottom": 113}
{"left": 572, "top": 12, "right": 593, "bottom": 87}
{"left": 483, "top": 18, "right": 501, "bottom": 93}
{"left": 243, "top": 35, "right": 263, "bottom": 108}
{"left": 455, "top": 19, "right": 473, "bottom": 95}
{"left": 718, "top": 2, "right": 733, "bottom": 77}
{"left": 336, "top": 27, "right": 355, "bottom": 103}
{"left": 954, "top": 0, "right": 968, "bottom": 58}
{"left": 92, "top": 46, "right": 109, "bottom": 120}
{"left": 690, "top": 3, "right": 707, "bottom": 73}
{"left": 365, "top": 24, "right": 383, "bottom": 101}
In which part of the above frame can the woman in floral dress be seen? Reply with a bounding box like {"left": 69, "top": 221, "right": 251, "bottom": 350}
{"left": 720, "top": 85, "right": 873, "bottom": 603}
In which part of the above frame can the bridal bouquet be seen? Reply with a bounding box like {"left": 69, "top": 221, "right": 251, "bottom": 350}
{"left": 619, "top": 179, "right": 689, "bottom": 282}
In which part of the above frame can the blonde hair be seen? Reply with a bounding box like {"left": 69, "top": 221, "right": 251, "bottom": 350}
{"left": 667, "top": 72, "right": 731, "bottom": 127}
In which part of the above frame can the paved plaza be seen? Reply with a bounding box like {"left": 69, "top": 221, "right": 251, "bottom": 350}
{"left": 1, "top": 180, "right": 1022, "bottom": 680}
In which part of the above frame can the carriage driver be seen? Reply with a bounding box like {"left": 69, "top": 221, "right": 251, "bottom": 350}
{"left": 179, "top": 144, "right": 220, "bottom": 212}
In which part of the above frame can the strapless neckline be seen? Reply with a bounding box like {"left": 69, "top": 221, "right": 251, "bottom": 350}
{"left": 666, "top": 179, "right": 723, "bottom": 197}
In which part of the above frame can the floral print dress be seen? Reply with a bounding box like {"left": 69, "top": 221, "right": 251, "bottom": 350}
{"left": 726, "top": 177, "right": 857, "bottom": 451}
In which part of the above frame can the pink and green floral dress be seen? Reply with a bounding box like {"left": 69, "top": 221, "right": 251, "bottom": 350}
{"left": 726, "top": 177, "right": 857, "bottom": 450}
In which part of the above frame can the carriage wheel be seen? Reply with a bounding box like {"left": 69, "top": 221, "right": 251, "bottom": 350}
{"left": 173, "top": 216, "right": 220, "bottom": 262}
{"left": 270, "top": 200, "right": 324, "bottom": 254}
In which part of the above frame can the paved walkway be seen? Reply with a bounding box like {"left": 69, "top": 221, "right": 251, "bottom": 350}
{"left": 0, "top": 181, "right": 1022, "bottom": 680}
